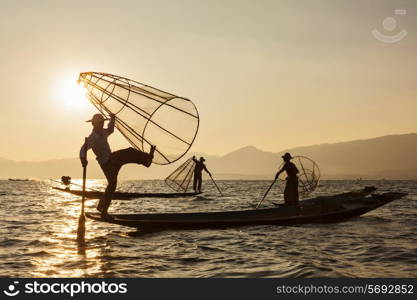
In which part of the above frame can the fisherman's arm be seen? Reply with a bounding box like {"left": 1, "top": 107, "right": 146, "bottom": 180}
{"left": 204, "top": 165, "right": 212, "bottom": 177}
{"left": 192, "top": 156, "right": 198, "bottom": 163}
{"left": 106, "top": 113, "right": 116, "bottom": 135}
{"left": 79, "top": 137, "right": 91, "bottom": 167}
{"left": 275, "top": 166, "right": 285, "bottom": 180}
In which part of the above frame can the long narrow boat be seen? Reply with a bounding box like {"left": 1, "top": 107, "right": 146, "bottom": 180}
{"left": 8, "top": 178, "right": 30, "bottom": 181}
{"left": 53, "top": 187, "right": 201, "bottom": 200}
{"left": 85, "top": 187, "right": 406, "bottom": 230}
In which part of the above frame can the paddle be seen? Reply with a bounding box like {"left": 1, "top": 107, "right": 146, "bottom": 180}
{"left": 255, "top": 178, "right": 277, "bottom": 209}
{"left": 76, "top": 138, "right": 87, "bottom": 243}
{"left": 209, "top": 174, "right": 223, "bottom": 196}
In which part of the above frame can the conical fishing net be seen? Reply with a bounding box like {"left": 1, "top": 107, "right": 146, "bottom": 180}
{"left": 78, "top": 72, "right": 200, "bottom": 165}
{"left": 165, "top": 157, "right": 196, "bottom": 192}
{"left": 276, "top": 156, "right": 320, "bottom": 198}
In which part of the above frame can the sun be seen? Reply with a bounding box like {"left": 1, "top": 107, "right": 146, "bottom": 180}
{"left": 54, "top": 74, "right": 89, "bottom": 111}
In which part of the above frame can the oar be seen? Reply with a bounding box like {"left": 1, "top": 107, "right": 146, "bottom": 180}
{"left": 76, "top": 138, "right": 87, "bottom": 244}
{"left": 255, "top": 178, "right": 277, "bottom": 209}
{"left": 209, "top": 174, "right": 223, "bottom": 196}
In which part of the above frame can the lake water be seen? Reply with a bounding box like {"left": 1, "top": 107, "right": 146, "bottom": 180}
{"left": 0, "top": 179, "right": 416, "bottom": 277}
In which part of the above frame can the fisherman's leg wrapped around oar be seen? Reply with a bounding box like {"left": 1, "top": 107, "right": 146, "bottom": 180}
{"left": 110, "top": 147, "right": 154, "bottom": 168}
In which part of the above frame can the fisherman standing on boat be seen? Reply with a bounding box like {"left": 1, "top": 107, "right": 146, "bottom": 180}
{"left": 192, "top": 156, "right": 211, "bottom": 193}
{"left": 275, "top": 152, "right": 299, "bottom": 206}
{"left": 80, "top": 113, "right": 156, "bottom": 219}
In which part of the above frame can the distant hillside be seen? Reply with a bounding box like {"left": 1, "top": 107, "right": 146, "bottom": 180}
{"left": 1, "top": 133, "right": 417, "bottom": 180}
{"left": 281, "top": 133, "right": 417, "bottom": 178}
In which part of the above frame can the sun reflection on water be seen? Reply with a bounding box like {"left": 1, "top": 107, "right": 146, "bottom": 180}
{"left": 29, "top": 180, "right": 111, "bottom": 277}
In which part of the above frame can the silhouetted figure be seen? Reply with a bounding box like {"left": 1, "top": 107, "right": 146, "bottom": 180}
{"left": 275, "top": 152, "right": 299, "bottom": 206}
{"left": 192, "top": 156, "right": 211, "bottom": 193}
{"left": 79, "top": 113, "right": 156, "bottom": 219}
{"left": 61, "top": 176, "right": 71, "bottom": 190}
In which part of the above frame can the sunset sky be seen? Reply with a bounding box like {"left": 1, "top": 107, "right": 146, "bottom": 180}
{"left": 0, "top": 0, "right": 416, "bottom": 161}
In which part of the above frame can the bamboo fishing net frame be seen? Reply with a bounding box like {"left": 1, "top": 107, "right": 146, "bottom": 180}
{"left": 165, "top": 157, "right": 196, "bottom": 192}
{"left": 78, "top": 72, "right": 200, "bottom": 165}
{"left": 276, "top": 156, "right": 321, "bottom": 198}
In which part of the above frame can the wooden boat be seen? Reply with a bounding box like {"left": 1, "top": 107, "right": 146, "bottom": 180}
{"left": 8, "top": 178, "right": 29, "bottom": 182}
{"left": 53, "top": 186, "right": 201, "bottom": 200}
{"left": 85, "top": 187, "right": 406, "bottom": 230}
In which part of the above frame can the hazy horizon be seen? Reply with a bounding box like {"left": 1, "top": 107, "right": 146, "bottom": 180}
{"left": 0, "top": 131, "right": 416, "bottom": 162}
{"left": 2, "top": 133, "right": 417, "bottom": 180}
{"left": 1, "top": 0, "right": 416, "bottom": 161}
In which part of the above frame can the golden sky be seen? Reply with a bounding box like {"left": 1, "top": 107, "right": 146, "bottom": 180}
{"left": 0, "top": 0, "right": 416, "bottom": 161}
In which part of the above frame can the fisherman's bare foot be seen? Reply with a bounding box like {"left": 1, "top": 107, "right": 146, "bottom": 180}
{"left": 149, "top": 145, "right": 156, "bottom": 159}
{"left": 100, "top": 211, "right": 113, "bottom": 220}
{"left": 144, "top": 145, "right": 156, "bottom": 167}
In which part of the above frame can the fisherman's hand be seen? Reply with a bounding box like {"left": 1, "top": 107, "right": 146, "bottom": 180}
{"left": 109, "top": 113, "right": 116, "bottom": 120}
{"left": 81, "top": 159, "right": 88, "bottom": 168}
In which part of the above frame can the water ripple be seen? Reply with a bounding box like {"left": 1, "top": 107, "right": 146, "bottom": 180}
{"left": 0, "top": 179, "right": 416, "bottom": 277}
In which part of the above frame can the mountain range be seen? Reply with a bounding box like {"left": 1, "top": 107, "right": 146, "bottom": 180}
{"left": 1, "top": 133, "right": 417, "bottom": 180}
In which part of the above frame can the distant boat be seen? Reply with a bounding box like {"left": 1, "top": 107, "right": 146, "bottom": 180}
{"left": 8, "top": 178, "right": 29, "bottom": 182}
{"left": 52, "top": 187, "right": 201, "bottom": 200}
